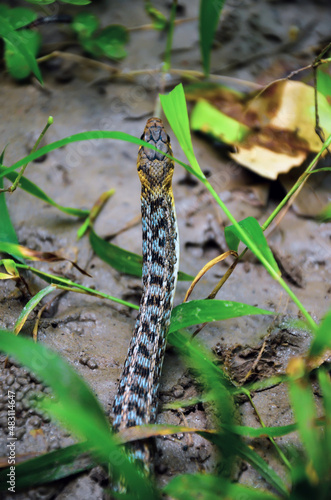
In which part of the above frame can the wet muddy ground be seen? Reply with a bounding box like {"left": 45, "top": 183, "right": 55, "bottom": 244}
{"left": 0, "top": 0, "right": 330, "bottom": 498}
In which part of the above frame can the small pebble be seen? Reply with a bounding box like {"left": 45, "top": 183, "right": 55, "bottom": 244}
{"left": 21, "top": 385, "right": 32, "bottom": 395}
{"left": 17, "top": 377, "right": 29, "bottom": 386}
{"left": 15, "top": 402, "right": 23, "bottom": 413}
{"left": 29, "top": 415, "right": 41, "bottom": 428}
{"left": 173, "top": 385, "right": 184, "bottom": 398}
{"left": 16, "top": 391, "right": 24, "bottom": 401}
{"left": 87, "top": 358, "right": 98, "bottom": 370}
{"left": 5, "top": 375, "right": 15, "bottom": 386}
{"left": 79, "top": 356, "right": 89, "bottom": 366}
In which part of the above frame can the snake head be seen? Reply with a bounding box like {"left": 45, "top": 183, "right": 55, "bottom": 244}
{"left": 137, "top": 117, "right": 174, "bottom": 192}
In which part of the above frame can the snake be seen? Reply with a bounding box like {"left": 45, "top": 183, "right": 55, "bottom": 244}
{"left": 112, "top": 117, "right": 179, "bottom": 469}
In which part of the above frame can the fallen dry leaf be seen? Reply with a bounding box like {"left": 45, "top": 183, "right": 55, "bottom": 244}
{"left": 190, "top": 80, "right": 331, "bottom": 180}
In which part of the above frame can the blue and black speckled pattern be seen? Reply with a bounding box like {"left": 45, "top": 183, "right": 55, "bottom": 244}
{"left": 112, "top": 118, "right": 179, "bottom": 465}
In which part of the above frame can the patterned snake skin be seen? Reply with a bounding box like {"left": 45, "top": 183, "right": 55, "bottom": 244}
{"left": 112, "top": 117, "right": 179, "bottom": 466}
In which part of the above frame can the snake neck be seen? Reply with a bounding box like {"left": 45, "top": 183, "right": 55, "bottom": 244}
{"left": 112, "top": 186, "right": 178, "bottom": 432}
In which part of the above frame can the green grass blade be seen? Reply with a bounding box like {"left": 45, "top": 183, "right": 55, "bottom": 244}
{"left": 90, "top": 226, "right": 143, "bottom": 276}
{"left": 14, "top": 285, "right": 54, "bottom": 334}
{"left": 199, "top": 431, "right": 288, "bottom": 496}
{"left": 317, "top": 202, "right": 331, "bottom": 222}
{"left": 287, "top": 361, "right": 322, "bottom": 476}
{"left": 0, "top": 167, "right": 89, "bottom": 217}
{"left": 14, "top": 263, "right": 139, "bottom": 310}
{"left": 0, "top": 204, "right": 22, "bottom": 260}
{"left": 317, "top": 369, "right": 331, "bottom": 478}
{"left": 227, "top": 422, "right": 298, "bottom": 439}
{"left": 178, "top": 270, "right": 194, "bottom": 281}
{"left": 165, "top": 473, "right": 279, "bottom": 500}
{"left": 160, "top": 83, "right": 204, "bottom": 178}
{"left": 169, "top": 329, "right": 238, "bottom": 477}
{"left": 309, "top": 307, "right": 331, "bottom": 358}
{"left": 0, "top": 16, "right": 42, "bottom": 83}
{"left": 0, "top": 165, "right": 24, "bottom": 263}
{"left": 233, "top": 437, "right": 289, "bottom": 497}
{"left": 0, "top": 130, "right": 189, "bottom": 179}
{"left": 0, "top": 330, "right": 109, "bottom": 430}
{"left": 90, "top": 227, "right": 192, "bottom": 281}
{"left": 0, "top": 258, "right": 19, "bottom": 280}
{"left": 225, "top": 216, "right": 280, "bottom": 274}
{"left": 168, "top": 328, "right": 287, "bottom": 495}
{"left": 169, "top": 299, "right": 273, "bottom": 333}
{"left": 159, "top": 83, "right": 316, "bottom": 331}
{"left": 199, "top": 0, "right": 226, "bottom": 76}
{"left": 0, "top": 330, "right": 158, "bottom": 498}
{"left": 0, "top": 443, "right": 95, "bottom": 491}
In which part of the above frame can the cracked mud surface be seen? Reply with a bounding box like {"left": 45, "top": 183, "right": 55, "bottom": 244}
{"left": 0, "top": 0, "right": 330, "bottom": 498}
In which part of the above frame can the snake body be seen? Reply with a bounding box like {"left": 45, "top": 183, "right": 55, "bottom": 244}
{"left": 112, "top": 117, "right": 179, "bottom": 465}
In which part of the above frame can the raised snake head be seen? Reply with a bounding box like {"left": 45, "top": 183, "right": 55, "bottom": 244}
{"left": 137, "top": 117, "right": 174, "bottom": 194}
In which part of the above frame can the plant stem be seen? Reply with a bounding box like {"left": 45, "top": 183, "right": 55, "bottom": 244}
{"left": 203, "top": 180, "right": 317, "bottom": 332}
{"left": 198, "top": 135, "right": 331, "bottom": 330}
{"left": 154, "top": 0, "right": 178, "bottom": 117}
{"left": 262, "top": 134, "right": 331, "bottom": 231}
{"left": 243, "top": 389, "right": 292, "bottom": 471}
{"left": 164, "top": 0, "right": 177, "bottom": 73}
{"left": 0, "top": 117, "right": 54, "bottom": 194}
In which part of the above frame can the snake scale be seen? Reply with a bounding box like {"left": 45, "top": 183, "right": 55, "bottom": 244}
{"left": 112, "top": 117, "right": 179, "bottom": 468}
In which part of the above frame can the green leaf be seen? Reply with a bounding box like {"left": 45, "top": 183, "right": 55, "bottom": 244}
{"left": 199, "top": 0, "right": 226, "bottom": 76}
{"left": 14, "top": 285, "right": 55, "bottom": 334}
{"left": 61, "top": 0, "right": 91, "bottom": 4}
{"left": 0, "top": 259, "right": 19, "bottom": 279}
{"left": 2, "top": 7, "right": 36, "bottom": 29}
{"left": 191, "top": 99, "right": 250, "bottom": 144}
{"left": 309, "top": 308, "right": 331, "bottom": 358}
{"left": 90, "top": 226, "right": 143, "bottom": 276}
{"left": 0, "top": 181, "right": 19, "bottom": 244}
{"left": 169, "top": 299, "right": 273, "bottom": 333}
{"left": 145, "top": 2, "right": 168, "bottom": 30}
{"left": 0, "top": 162, "right": 24, "bottom": 263}
{"left": 4, "top": 29, "right": 41, "bottom": 80}
{"left": 317, "top": 67, "right": 331, "bottom": 101}
{"left": 0, "top": 166, "right": 89, "bottom": 217}
{"left": 165, "top": 474, "right": 279, "bottom": 500}
{"left": 89, "top": 25, "right": 129, "bottom": 60}
{"left": 225, "top": 216, "right": 280, "bottom": 274}
{"left": 90, "top": 227, "right": 192, "bottom": 281}
{"left": 317, "top": 369, "right": 331, "bottom": 477}
{"left": 0, "top": 331, "right": 157, "bottom": 498}
{"left": 178, "top": 270, "right": 194, "bottom": 281}
{"left": 24, "top": 1, "right": 56, "bottom": 5}
{"left": 0, "top": 443, "right": 96, "bottom": 491}
{"left": 317, "top": 202, "right": 331, "bottom": 222}
{"left": 160, "top": 83, "right": 205, "bottom": 178}
{"left": 72, "top": 12, "right": 99, "bottom": 39}
{"left": 0, "top": 16, "right": 42, "bottom": 82}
